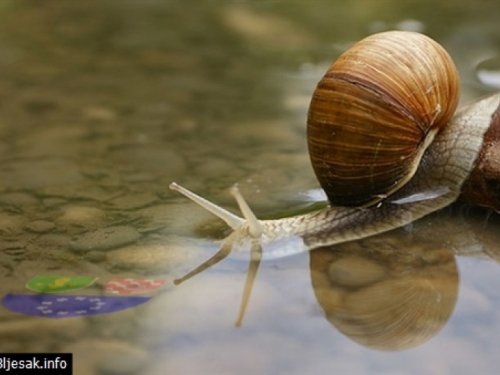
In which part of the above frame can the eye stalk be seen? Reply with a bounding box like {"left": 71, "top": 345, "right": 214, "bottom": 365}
{"left": 169, "top": 182, "right": 245, "bottom": 229}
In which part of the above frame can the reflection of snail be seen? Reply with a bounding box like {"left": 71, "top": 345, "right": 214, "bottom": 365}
{"left": 170, "top": 31, "right": 500, "bottom": 324}
{"left": 310, "top": 230, "right": 458, "bottom": 351}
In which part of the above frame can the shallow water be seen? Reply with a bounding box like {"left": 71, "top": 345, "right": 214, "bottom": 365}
{"left": 1, "top": 1, "right": 500, "bottom": 374}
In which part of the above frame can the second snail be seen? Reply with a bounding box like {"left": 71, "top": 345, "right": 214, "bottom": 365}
{"left": 170, "top": 30, "right": 500, "bottom": 259}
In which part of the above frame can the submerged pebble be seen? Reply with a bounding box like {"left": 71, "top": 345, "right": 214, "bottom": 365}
{"left": 1, "top": 158, "right": 83, "bottom": 190}
{"left": 36, "top": 233, "right": 71, "bottom": 247}
{"left": 69, "top": 226, "right": 141, "bottom": 252}
{"left": 109, "top": 144, "right": 186, "bottom": 175}
{"left": 106, "top": 242, "right": 197, "bottom": 272}
{"left": 0, "top": 213, "right": 28, "bottom": 234}
{"left": 57, "top": 206, "right": 107, "bottom": 228}
{"left": 109, "top": 192, "right": 159, "bottom": 210}
{"left": 135, "top": 203, "right": 213, "bottom": 235}
{"left": 0, "top": 192, "right": 39, "bottom": 207}
{"left": 24, "top": 220, "right": 55, "bottom": 233}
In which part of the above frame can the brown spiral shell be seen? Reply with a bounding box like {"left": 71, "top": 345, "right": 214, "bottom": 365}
{"left": 307, "top": 31, "right": 460, "bottom": 206}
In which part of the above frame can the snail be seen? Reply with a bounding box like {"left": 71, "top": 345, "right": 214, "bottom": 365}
{"left": 169, "top": 30, "right": 500, "bottom": 325}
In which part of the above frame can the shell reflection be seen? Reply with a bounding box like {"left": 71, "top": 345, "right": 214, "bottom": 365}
{"left": 310, "top": 231, "right": 458, "bottom": 351}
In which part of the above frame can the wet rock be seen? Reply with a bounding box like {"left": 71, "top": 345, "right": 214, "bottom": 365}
{"left": 106, "top": 242, "right": 197, "bottom": 273}
{"left": 223, "top": 5, "right": 312, "bottom": 50}
{"left": 0, "top": 192, "right": 39, "bottom": 207}
{"left": 57, "top": 206, "right": 107, "bottom": 229}
{"left": 37, "top": 233, "right": 71, "bottom": 247}
{"left": 0, "top": 254, "right": 17, "bottom": 271}
{"left": 122, "top": 173, "right": 156, "bottom": 183}
{"left": 16, "top": 126, "right": 89, "bottom": 158}
{"left": 135, "top": 203, "right": 213, "bottom": 235}
{"left": 0, "top": 213, "right": 28, "bottom": 234}
{"left": 69, "top": 226, "right": 141, "bottom": 252}
{"left": 0, "top": 240, "right": 27, "bottom": 251}
{"left": 1, "top": 157, "right": 83, "bottom": 190}
{"left": 226, "top": 119, "right": 302, "bottom": 148}
{"left": 193, "top": 157, "right": 238, "bottom": 179}
{"left": 86, "top": 251, "right": 108, "bottom": 263}
{"left": 134, "top": 204, "right": 171, "bottom": 231}
{"left": 109, "top": 192, "right": 159, "bottom": 210}
{"left": 43, "top": 184, "right": 122, "bottom": 202}
{"left": 24, "top": 220, "right": 56, "bottom": 233}
{"left": 109, "top": 143, "right": 186, "bottom": 175}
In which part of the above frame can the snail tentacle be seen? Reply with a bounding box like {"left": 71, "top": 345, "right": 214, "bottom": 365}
{"left": 230, "top": 185, "right": 264, "bottom": 238}
{"left": 169, "top": 182, "right": 244, "bottom": 229}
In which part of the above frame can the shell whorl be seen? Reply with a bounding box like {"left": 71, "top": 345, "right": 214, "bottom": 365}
{"left": 307, "top": 31, "right": 460, "bottom": 207}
